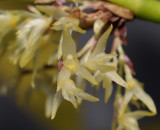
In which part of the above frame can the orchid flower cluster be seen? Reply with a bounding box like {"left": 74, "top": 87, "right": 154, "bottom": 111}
{"left": 0, "top": 0, "right": 157, "bottom": 129}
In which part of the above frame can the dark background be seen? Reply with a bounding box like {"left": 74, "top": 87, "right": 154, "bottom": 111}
{"left": 0, "top": 3, "right": 160, "bottom": 130}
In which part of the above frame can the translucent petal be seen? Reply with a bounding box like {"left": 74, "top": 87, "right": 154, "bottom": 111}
{"left": 87, "top": 53, "right": 116, "bottom": 72}
{"left": 63, "top": 58, "right": 78, "bottom": 70}
{"left": 79, "top": 53, "right": 90, "bottom": 66}
{"left": 62, "top": 29, "right": 77, "bottom": 59}
{"left": 94, "top": 70, "right": 103, "bottom": 85}
{"left": 74, "top": 92, "right": 99, "bottom": 102}
{"left": 47, "top": 52, "right": 58, "bottom": 65}
{"left": 62, "top": 79, "right": 98, "bottom": 103}
{"left": 51, "top": 91, "right": 63, "bottom": 119}
{"left": 57, "top": 66, "right": 71, "bottom": 91}
{"left": 91, "top": 25, "right": 113, "bottom": 57}
{"left": 76, "top": 75, "right": 86, "bottom": 90}
{"left": 86, "top": 61, "right": 98, "bottom": 71}
{"left": 103, "top": 77, "right": 112, "bottom": 103}
{"left": 103, "top": 75, "right": 111, "bottom": 88}
{"left": 0, "top": 12, "right": 11, "bottom": 31}
{"left": 105, "top": 71, "right": 128, "bottom": 88}
{"left": 45, "top": 95, "right": 53, "bottom": 118}
{"left": 62, "top": 89, "right": 77, "bottom": 108}
{"left": 18, "top": 18, "right": 50, "bottom": 67}
{"left": 94, "top": 19, "right": 105, "bottom": 37}
{"left": 105, "top": 84, "right": 113, "bottom": 103}
{"left": 74, "top": 64, "right": 98, "bottom": 85}
{"left": 133, "top": 84, "right": 157, "bottom": 114}
{"left": 65, "top": 23, "right": 86, "bottom": 34}
{"left": 122, "top": 116, "right": 139, "bottom": 130}
{"left": 93, "top": 53, "right": 116, "bottom": 63}
{"left": 37, "top": 37, "right": 58, "bottom": 68}
{"left": 76, "top": 97, "right": 82, "bottom": 106}
{"left": 52, "top": 17, "right": 85, "bottom": 33}
{"left": 119, "top": 90, "right": 133, "bottom": 117}
{"left": 127, "top": 110, "right": 156, "bottom": 120}
{"left": 75, "top": 76, "right": 86, "bottom": 105}
{"left": 19, "top": 43, "right": 39, "bottom": 68}
{"left": 63, "top": 79, "right": 83, "bottom": 94}
{"left": 97, "top": 64, "right": 116, "bottom": 73}
{"left": 31, "top": 61, "right": 38, "bottom": 88}
{"left": 52, "top": 17, "right": 79, "bottom": 30}
{"left": 24, "top": 18, "right": 49, "bottom": 49}
{"left": 28, "top": 5, "right": 41, "bottom": 15}
{"left": 36, "top": 5, "right": 69, "bottom": 18}
{"left": 124, "top": 65, "right": 133, "bottom": 81}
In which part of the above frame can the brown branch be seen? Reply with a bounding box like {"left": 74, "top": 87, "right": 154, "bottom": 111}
{"left": 67, "top": 1, "right": 134, "bottom": 29}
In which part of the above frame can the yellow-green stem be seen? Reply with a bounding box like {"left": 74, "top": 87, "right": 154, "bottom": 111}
{"left": 107, "top": 0, "right": 160, "bottom": 23}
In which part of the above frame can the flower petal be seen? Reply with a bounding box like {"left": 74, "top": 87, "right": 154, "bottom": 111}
{"left": 57, "top": 66, "right": 71, "bottom": 91}
{"left": 119, "top": 90, "right": 133, "bottom": 117}
{"left": 105, "top": 71, "right": 128, "bottom": 88}
{"left": 51, "top": 91, "right": 63, "bottom": 120}
{"left": 45, "top": 94, "right": 53, "bottom": 118}
{"left": 62, "top": 28, "right": 77, "bottom": 59}
{"left": 103, "top": 77, "right": 112, "bottom": 103}
{"left": 91, "top": 25, "right": 113, "bottom": 57}
{"left": 97, "top": 64, "right": 117, "bottom": 73}
{"left": 133, "top": 84, "right": 157, "bottom": 114}
{"left": 94, "top": 70, "right": 103, "bottom": 85}
{"left": 94, "top": 19, "right": 105, "bottom": 38}
{"left": 121, "top": 116, "right": 139, "bottom": 130}
{"left": 75, "top": 76, "right": 86, "bottom": 105}
{"left": 126, "top": 110, "right": 156, "bottom": 120}
{"left": 74, "top": 92, "right": 99, "bottom": 102}
{"left": 94, "top": 53, "right": 116, "bottom": 63}
{"left": 52, "top": 17, "right": 86, "bottom": 33}
{"left": 19, "top": 43, "right": 39, "bottom": 68}
{"left": 63, "top": 79, "right": 83, "bottom": 95}
{"left": 74, "top": 64, "right": 98, "bottom": 85}
{"left": 62, "top": 88, "right": 77, "bottom": 108}
{"left": 36, "top": 5, "right": 69, "bottom": 18}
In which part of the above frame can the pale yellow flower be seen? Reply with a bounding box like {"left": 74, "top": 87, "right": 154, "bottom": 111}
{"left": 9, "top": 15, "right": 52, "bottom": 67}
{"left": 117, "top": 110, "right": 155, "bottom": 130}
{"left": 57, "top": 28, "right": 98, "bottom": 91}
{"left": 81, "top": 25, "right": 127, "bottom": 102}
{"left": 0, "top": 11, "right": 20, "bottom": 43}
{"left": 116, "top": 65, "right": 157, "bottom": 130}
{"left": 51, "top": 27, "right": 99, "bottom": 119}
{"left": 52, "top": 16, "right": 86, "bottom": 60}
{"left": 51, "top": 78, "right": 99, "bottom": 119}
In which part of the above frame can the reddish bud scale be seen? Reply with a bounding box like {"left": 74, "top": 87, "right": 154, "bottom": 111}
{"left": 124, "top": 54, "right": 136, "bottom": 75}
{"left": 58, "top": 59, "right": 63, "bottom": 71}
